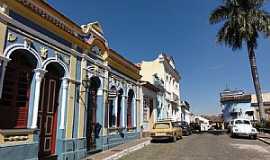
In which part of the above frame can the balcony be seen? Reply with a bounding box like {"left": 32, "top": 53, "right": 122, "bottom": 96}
{"left": 153, "top": 74, "right": 165, "bottom": 92}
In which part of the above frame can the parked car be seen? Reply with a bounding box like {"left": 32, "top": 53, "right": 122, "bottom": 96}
{"left": 151, "top": 120, "right": 182, "bottom": 142}
{"left": 176, "top": 121, "right": 192, "bottom": 136}
{"left": 190, "top": 122, "right": 201, "bottom": 133}
{"left": 230, "top": 119, "right": 257, "bottom": 139}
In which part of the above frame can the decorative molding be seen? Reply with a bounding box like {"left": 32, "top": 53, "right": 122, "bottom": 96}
{"left": 91, "top": 45, "right": 102, "bottom": 56}
{"left": 24, "top": 37, "right": 33, "bottom": 49}
{"left": 0, "top": 3, "right": 8, "bottom": 14}
{"left": 7, "top": 32, "right": 17, "bottom": 42}
{"left": 40, "top": 46, "right": 48, "bottom": 59}
{"left": 4, "top": 135, "right": 28, "bottom": 142}
{"left": 16, "top": 0, "right": 83, "bottom": 40}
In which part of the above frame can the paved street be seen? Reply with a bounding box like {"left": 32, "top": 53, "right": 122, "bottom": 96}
{"left": 119, "top": 133, "right": 270, "bottom": 160}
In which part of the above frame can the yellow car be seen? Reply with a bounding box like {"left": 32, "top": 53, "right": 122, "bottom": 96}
{"left": 151, "top": 121, "right": 182, "bottom": 142}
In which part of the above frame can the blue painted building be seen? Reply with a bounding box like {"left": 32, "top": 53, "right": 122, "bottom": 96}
{"left": 0, "top": 1, "right": 141, "bottom": 160}
{"left": 220, "top": 89, "right": 255, "bottom": 126}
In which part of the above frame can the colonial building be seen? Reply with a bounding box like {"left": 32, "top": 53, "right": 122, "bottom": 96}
{"left": 140, "top": 54, "right": 181, "bottom": 121}
{"left": 251, "top": 92, "right": 270, "bottom": 121}
{"left": 140, "top": 81, "right": 160, "bottom": 137}
{"left": 220, "top": 89, "right": 254, "bottom": 126}
{"left": 181, "top": 101, "right": 192, "bottom": 124}
{"left": 0, "top": 1, "right": 141, "bottom": 160}
{"left": 104, "top": 49, "right": 141, "bottom": 149}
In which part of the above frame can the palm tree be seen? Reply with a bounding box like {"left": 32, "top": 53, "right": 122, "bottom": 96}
{"left": 209, "top": 0, "right": 270, "bottom": 123}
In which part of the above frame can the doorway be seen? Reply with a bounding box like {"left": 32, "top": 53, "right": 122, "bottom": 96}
{"left": 38, "top": 63, "right": 64, "bottom": 159}
{"left": 86, "top": 76, "right": 101, "bottom": 151}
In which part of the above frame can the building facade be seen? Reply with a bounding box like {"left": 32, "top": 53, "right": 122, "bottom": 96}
{"left": 251, "top": 92, "right": 270, "bottom": 121}
{"left": 181, "top": 101, "right": 192, "bottom": 124}
{"left": 104, "top": 49, "right": 141, "bottom": 149}
{"left": 0, "top": 1, "right": 141, "bottom": 160}
{"left": 140, "top": 81, "right": 160, "bottom": 137}
{"left": 220, "top": 89, "right": 254, "bottom": 125}
{"left": 140, "top": 54, "right": 181, "bottom": 121}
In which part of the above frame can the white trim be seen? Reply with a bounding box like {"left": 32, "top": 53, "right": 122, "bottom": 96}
{"left": 110, "top": 69, "right": 137, "bottom": 85}
{"left": 60, "top": 77, "right": 69, "bottom": 129}
{"left": 4, "top": 43, "right": 43, "bottom": 68}
{"left": 121, "top": 95, "right": 125, "bottom": 128}
{"left": 31, "top": 68, "right": 47, "bottom": 129}
{"left": 42, "top": 57, "right": 70, "bottom": 78}
{"left": 82, "top": 54, "right": 108, "bottom": 70}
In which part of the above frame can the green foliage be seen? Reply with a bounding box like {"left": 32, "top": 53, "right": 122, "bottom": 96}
{"left": 209, "top": 0, "right": 270, "bottom": 50}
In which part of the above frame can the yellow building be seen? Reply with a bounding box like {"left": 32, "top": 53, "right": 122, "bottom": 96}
{"left": 140, "top": 53, "right": 181, "bottom": 121}
{"left": 0, "top": 1, "right": 141, "bottom": 160}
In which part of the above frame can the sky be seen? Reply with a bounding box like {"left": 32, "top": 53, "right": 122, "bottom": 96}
{"left": 47, "top": 0, "right": 270, "bottom": 114}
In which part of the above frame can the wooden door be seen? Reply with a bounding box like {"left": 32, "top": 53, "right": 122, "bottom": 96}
{"left": 117, "top": 96, "right": 122, "bottom": 127}
{"left": 38, "top": 72, "right": 60, "bottom": 158}
{"left": 0, "top": 56, "right": 34, "bottom": 129}
{"left": 86, "top": 89, "right": 97, "bottom": 151}
{"left": 127, "top": 98, "right": 132, "bottom": 128}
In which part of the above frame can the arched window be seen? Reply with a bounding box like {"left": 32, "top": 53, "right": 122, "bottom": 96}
{"left": 0, "top": 50, "right": 37, "bottom": 129}
{"left": 117, "top": 89, "right": 123, "bottom": 127}
{"left": 127, "top": 89, "right": 135, "bottom": 128}
{"left": 108, "top": 86, "right": 117, "bottom": 128}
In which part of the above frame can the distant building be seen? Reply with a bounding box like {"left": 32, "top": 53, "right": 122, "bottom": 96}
{"left": 191, "top": 115, "right": 210, "bottom": 131}
{"left": 251, "top": 92, "right": 270, "bottom": 121}
{"left": 181, "top": 101, "right": 192, "bottom": 124}
{"left": 203, "top": 114, "right": 224, "bottom": 130}
{"left": 140, "top": 54, "right": 181, "bottom": 121}
{"left": 220, "top": 89, "right": 254, "bottom": 125}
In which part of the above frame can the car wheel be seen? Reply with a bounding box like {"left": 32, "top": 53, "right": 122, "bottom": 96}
{"left": 230, "top": 132, "right": 235, "bottom": 138}
{"left": 252, "top": 135, "right": 257, "bottom": 140}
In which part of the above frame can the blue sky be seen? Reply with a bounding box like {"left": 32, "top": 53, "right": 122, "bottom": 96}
{"left": 47, "top": 0, "right": 270, "bottom": 114}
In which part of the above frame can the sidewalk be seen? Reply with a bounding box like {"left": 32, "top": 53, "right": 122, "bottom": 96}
{"left": 84, "top": 137, "right": 151, "bottom": 160}
{"left": 258, "top": 132, "right": 270, "bottom": 145}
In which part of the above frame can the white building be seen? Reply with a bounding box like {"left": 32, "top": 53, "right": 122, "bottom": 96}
{"left": 181, "top": 101, "right": 192, "bottom": 124}
{"left": 140, "top": 53, "right": 181, "bottom": 121}
{"left": 191, "top": 115, "right": 210, "bottom": 131}
{"left": 251, "top": 92, "right": 270, "bottom": 121}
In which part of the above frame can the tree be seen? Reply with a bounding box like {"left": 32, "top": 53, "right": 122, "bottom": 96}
{"left": 209, "top": 0, "right": 270, "bottom": 123}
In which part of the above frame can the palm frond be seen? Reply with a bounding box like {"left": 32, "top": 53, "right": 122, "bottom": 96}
{"left": 209, "top": 0, "right": 270, "bottom": 50}
{"left": 209, "top": 5, "right": 230, "bottom": 24}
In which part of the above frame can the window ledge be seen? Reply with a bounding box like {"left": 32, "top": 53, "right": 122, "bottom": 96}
{"left": 0, "top": 129, "right": 37, "bottom": 144}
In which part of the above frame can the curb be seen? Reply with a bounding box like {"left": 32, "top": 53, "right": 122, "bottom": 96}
{"left": 103, "top": 140, "right": 151, "bottom": 160}
{"left": 258, "top": 137, "right": 270, "bottom": 145}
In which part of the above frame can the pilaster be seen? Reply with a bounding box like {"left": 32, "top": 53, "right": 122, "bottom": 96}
{"left": 30, "top": 68, "right": 47, "bottom": 129}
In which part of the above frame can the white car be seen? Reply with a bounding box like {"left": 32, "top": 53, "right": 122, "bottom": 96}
{"left": 230, "top": 119, "right": 257, "bottom": 139}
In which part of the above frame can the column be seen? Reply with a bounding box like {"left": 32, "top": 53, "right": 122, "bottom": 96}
{"left": 60, "top": 77, "right": 69, "bottom": 129}
{"left": 0, "top": 58, "right": 9, "bottom": 98}
{"left": 121, "top": 95, "right": 126, "bottom": 128}
{"left": 132, "top": 98, "right": 136, "bottom": 127}
{"left": 31, "top": 68, "right": 46, "bottom": 129}
{"left": 114, "top": 96, "right": 118, "bottom": 127}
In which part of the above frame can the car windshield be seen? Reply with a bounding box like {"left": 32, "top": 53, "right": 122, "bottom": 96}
{"left": 154, "top": 123, "right": 170, "bottom": 129}
{"left": 235, "top": 120, "right": 250, "bottom": 125}
{"left": 243, "top": 120, "right": 250, "bottom": 125}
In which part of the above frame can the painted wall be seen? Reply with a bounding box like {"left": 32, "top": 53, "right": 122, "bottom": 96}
{"left": 140, "top": 54, "right": 181, "bottom": 121}
{"left": 222, "top": 102, "right": 254, "bottom": 123}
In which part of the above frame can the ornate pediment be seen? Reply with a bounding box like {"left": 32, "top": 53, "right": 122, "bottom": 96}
{"left": 81, "top": 21, "right": 104, "bottom": 35}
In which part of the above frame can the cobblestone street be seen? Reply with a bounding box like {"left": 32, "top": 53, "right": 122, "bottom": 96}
{"left": 119, "top": 134, "right": 270, "bottom": 160}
